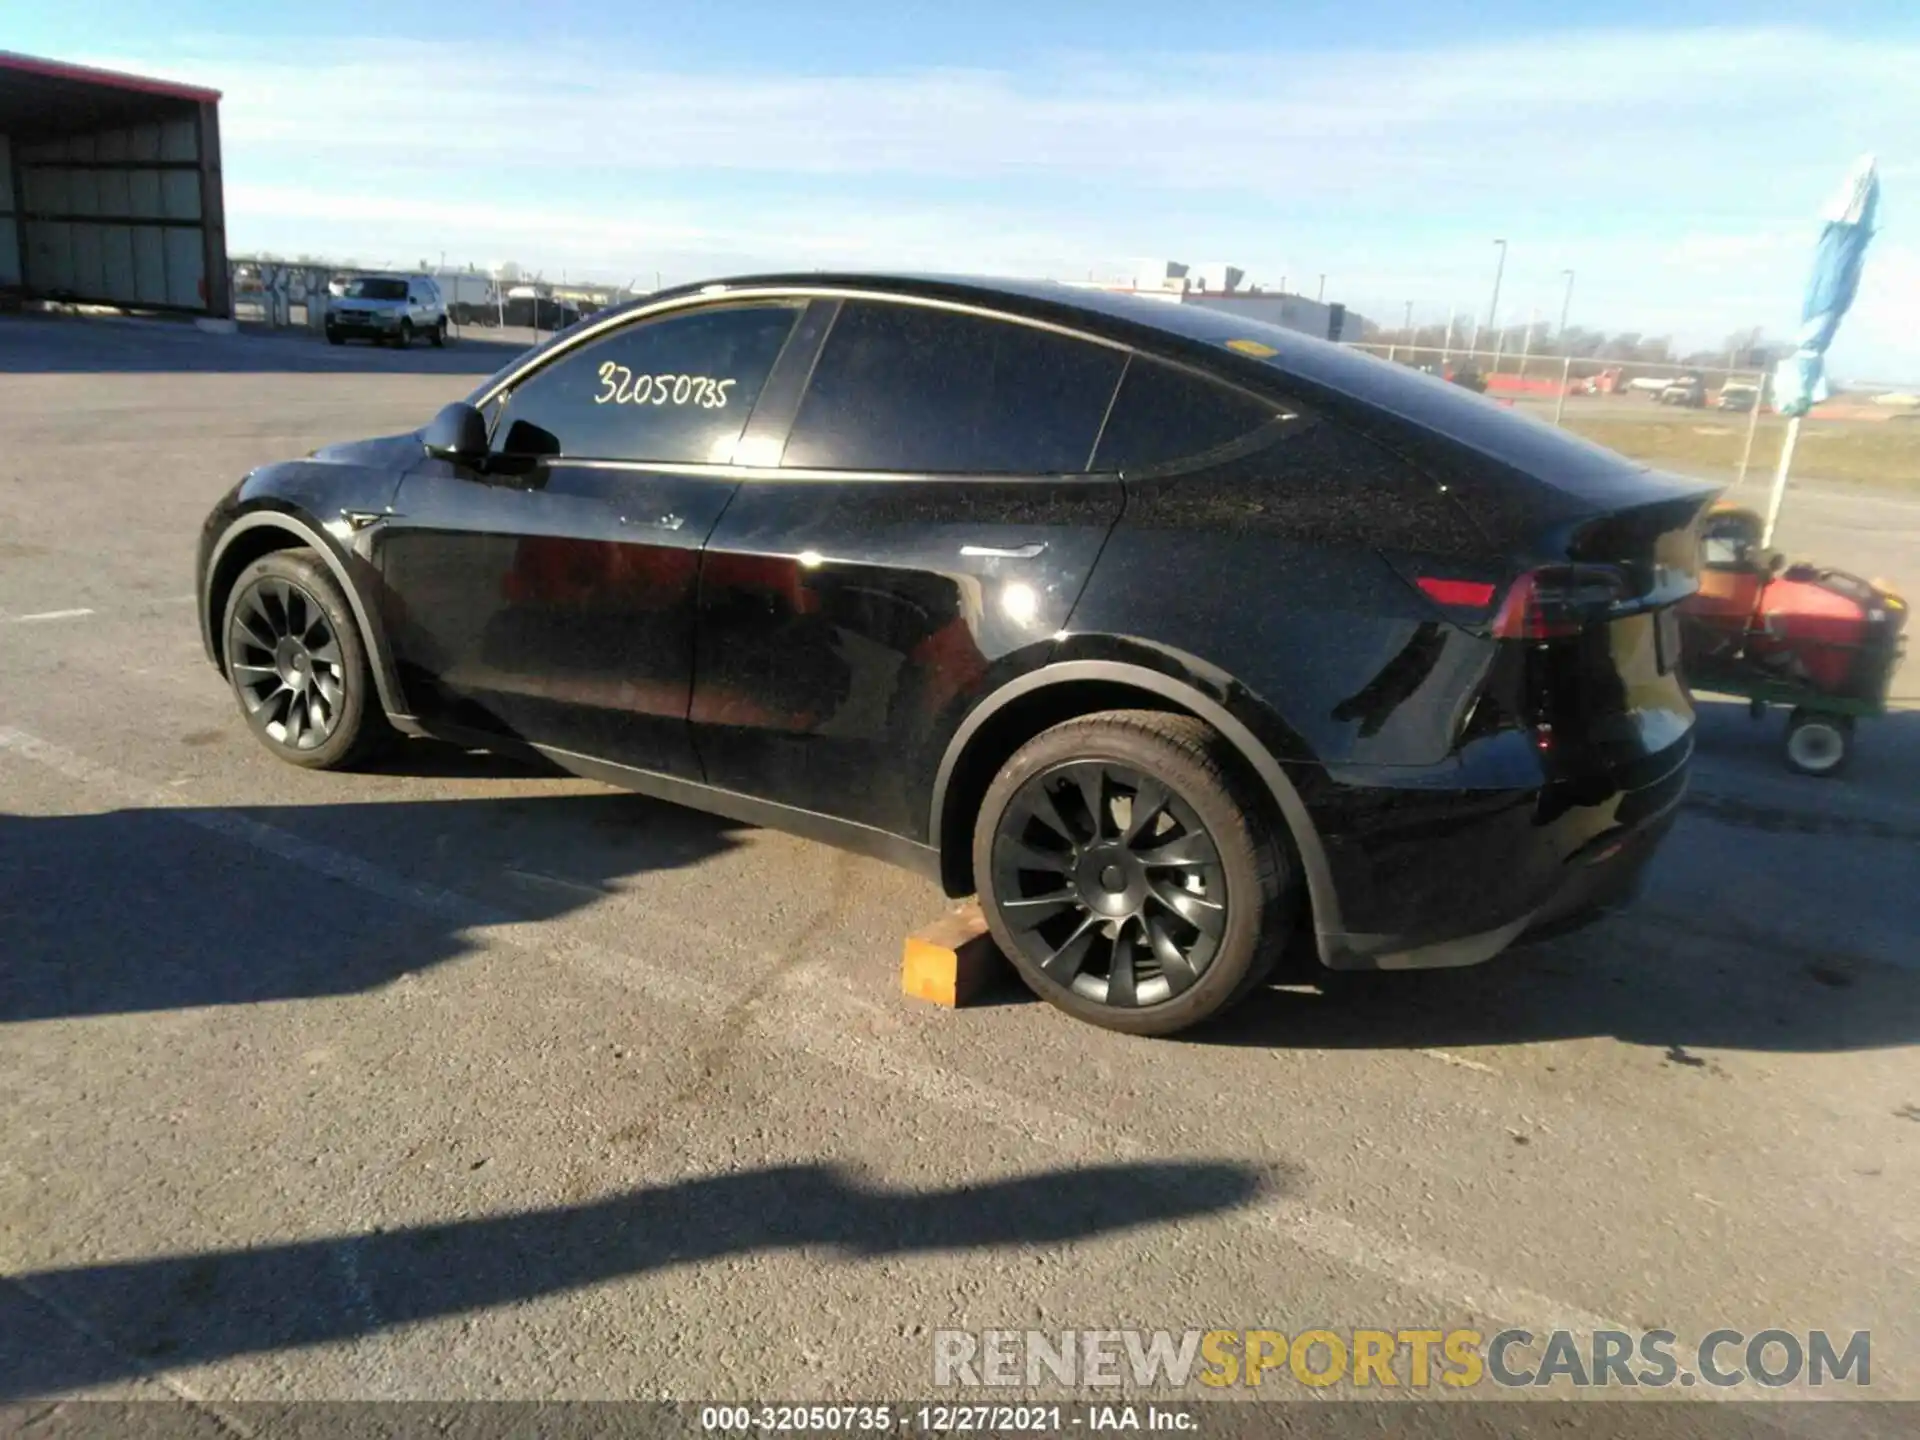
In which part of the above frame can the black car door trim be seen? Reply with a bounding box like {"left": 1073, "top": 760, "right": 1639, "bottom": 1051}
{"left": 388, "top": 718, "right": 944, "bottom": 882}
{"left": 732, "top": 298, "right": 840, "bottom": 468}
{"left": 1083, "top": 351, "right": 1132, "bottom": 473}
{"left": 928, "top": 659, "right": 1343, "bottom": 949}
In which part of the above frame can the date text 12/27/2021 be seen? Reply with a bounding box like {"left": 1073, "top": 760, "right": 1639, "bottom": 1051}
{"left": 699, "top": 1405, "right": 1199, "bottom": 1433}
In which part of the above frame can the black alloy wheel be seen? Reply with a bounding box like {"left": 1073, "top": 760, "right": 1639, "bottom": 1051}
{"left": 222, "top": 549, "right": 390, "bottom": 770}
{"left": 228, "top": 577, "right": 345, "bottom": 751}
{"left": 993, "top": 759, "right": 1227, "bottom": 1006}
{"left": 975, "top": 711, "right": 1291, "bottom": 1036}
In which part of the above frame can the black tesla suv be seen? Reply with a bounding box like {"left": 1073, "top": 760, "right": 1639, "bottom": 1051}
{"left": 196, "top": 274, "right": 1712, "bottom": 1035}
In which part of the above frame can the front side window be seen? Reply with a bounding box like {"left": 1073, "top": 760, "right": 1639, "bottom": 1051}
{"left": 491, "top": 302, "right": 801, "bottom": 465}
{"left": 780, "top": 301, "right": 1125, "bottom": 474}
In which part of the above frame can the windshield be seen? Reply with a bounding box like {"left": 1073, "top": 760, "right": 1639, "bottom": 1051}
{"left": 343, "top": 278, "right": 408, "bottom": 300}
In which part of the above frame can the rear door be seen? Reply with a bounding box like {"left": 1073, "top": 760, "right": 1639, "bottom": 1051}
{"left": 377, "top": 299, "right": 803, "bottom": 776}
{"left": 690, "top": 297, "right": 1129, "bottom": 839}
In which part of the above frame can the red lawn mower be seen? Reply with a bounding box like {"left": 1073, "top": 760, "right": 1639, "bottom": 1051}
{"left": 1678, "top": 503, "right": 1907, "bottom": 776}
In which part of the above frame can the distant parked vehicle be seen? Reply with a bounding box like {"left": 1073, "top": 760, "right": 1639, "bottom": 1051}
{"left": 1443, "top": 365, "right": 1487, "bottom": 393}
{"left": 325, "top": 273, "right": 449, "bottom": 348}
{"left": 1625, "top": 376, "right": 1672, "bottom": 397}
{"left": 1717, "top": 382, "right": 1760, "bottom": 412}
{"left": 1658, "top": 376, "right": 1707, "bottom": 407}
{"left": 434, "top": 272, "right": 500, "bottom": 327}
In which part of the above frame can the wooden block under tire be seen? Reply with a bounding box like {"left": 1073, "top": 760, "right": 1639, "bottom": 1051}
{"left": 902, "top": 902, "right": 1010, "bottom": 1007}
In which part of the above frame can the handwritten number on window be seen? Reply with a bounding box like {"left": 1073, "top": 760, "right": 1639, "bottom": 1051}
{"left": 596, "top": 363, "right": 735, "bottom": 409}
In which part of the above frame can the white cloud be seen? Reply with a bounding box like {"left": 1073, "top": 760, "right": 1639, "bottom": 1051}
{"left": 77, "top": 26, "right": 1920, "bottom": 373}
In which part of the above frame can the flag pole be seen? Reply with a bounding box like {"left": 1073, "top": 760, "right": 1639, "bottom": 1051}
{"left": 1761, "top": 415, "right": 1802, "bottom": 549}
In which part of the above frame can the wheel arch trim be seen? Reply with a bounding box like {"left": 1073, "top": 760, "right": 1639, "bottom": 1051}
{"left": 929, "top": 659, "right": 1343, "bottom": 950}
{"left": 202, "top": 511, "right": 410, "bottom": 719}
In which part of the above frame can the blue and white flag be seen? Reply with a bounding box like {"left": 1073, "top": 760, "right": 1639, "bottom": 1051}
{"left": 1773, "top": 156, "right": 1881, "bottom": 418}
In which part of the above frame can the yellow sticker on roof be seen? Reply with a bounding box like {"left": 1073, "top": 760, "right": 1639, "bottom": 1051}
{"left": 1226, "top": 339, "right": 1278, "bottom": 357}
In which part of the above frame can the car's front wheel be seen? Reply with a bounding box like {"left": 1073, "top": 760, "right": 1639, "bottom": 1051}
{"left": 394, "top": 319, "right": 414, "bottom": 349}
{"left": 222, "top": 549, "right": 391, "bottom": 770}
{"left": 974, "top": 710, "right": 1293, "bottom": 1036}
{"left": 431, "top": 318, "right": 448, "bottom": 347}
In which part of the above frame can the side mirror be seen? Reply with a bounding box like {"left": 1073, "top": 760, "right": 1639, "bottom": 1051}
{"left": 423, "top": 402, "right": 489, "bottom": 465}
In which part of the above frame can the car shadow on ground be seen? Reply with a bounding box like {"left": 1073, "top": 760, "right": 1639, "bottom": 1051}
{"left": 0, "top": 783, "right": 744, "bottom": 1023}
{"left": 0, "top": 314, "right": 534, "bottom": 376}
{"left": 0, "top": 1158, "right": 1276, "bottom": 1398}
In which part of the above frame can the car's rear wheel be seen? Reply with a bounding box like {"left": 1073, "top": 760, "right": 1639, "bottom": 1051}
{"left": 974, "top": 710, "right": 1292, "bottom": 1037}
{"left": 394, "top": 319, "right": 414, "bottom": 349}
{"left": 222, "top": 549, "right": 391, "bottom": 770}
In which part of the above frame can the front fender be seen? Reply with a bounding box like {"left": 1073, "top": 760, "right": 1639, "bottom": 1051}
{"left": 198, "top": 465, "right": 411, "bottom": 720}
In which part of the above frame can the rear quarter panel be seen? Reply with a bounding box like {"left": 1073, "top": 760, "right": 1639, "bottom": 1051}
{"left": 1065, "top": 416, "right": 1500, "bottom": 772}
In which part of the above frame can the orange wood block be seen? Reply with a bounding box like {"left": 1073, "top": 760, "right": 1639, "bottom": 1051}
{"left": 901, "top": 903, "right": 1007, "bottom": 1007}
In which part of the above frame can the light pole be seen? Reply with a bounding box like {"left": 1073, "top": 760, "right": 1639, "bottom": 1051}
{"left": 1557, "top": 268, "right": 1575, "bottom": 336}
{"left": 1316, "top": 274, "right": 1326, "bottom": 302}
{"left": 1486, "top": 238, "right": 1508, "bottom": 370}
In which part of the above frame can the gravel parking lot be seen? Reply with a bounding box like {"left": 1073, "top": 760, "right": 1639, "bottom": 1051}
{"left": 2, "top": 315, "right": 1916, "bottom": 1413}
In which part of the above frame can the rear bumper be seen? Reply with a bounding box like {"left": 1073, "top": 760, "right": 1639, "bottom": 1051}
{"left": 1310, "top": 733, "right": 1690, "bottom": 971}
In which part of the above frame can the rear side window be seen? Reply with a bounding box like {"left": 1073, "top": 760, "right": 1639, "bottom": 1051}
{"left": 492, "top": 302, "right": 800, "bottom": 465}
{"left": 1092, "top": 357, "right": 1284, "bottom": 474}
{"left": 780, "top": 301, "right": 1125, "bottom": 474}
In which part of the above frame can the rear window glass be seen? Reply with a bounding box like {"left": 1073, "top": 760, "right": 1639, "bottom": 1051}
{"left": 1064, "top": 296, "right": 1656, "bottom": 501}
{"left": 1092, "top": 358, "right": 1283, "bottom": 473}
{"left": 782, "top": 301, "right": 1125, "bottom": 474}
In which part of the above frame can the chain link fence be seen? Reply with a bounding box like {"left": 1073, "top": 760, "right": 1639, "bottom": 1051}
{"left": 1339, "top": 341, "right": 1783, "bottom": 485}
{"left": 227, "top": 257, "right": 635, "bottom": 341}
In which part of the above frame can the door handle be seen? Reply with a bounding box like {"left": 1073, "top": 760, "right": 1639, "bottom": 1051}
{"left": 960, "top": 542, "right": 1047, "bottom": 559}
{"left": 620, "top": 513, "right": 685, "bottom": 531}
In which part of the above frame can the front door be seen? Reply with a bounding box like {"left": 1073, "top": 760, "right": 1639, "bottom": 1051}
{"left": 377, "top": 299, "right": 804, "bottom": 776}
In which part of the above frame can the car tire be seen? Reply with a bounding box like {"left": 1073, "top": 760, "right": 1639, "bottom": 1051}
{"left": 325, "top": 328, "right": 343, "bottom": 346}
{"left": 973, "top": 710, "right": 1293, "bottom": 1037}
{"left": 1783, "top": 708, "right": 1852, "bottom": 778}
{"left": 431, "top": 318, "right": 448, "bottom": 348}
{"left": 222, "top": 548, "right": 393, "bottom": 771}
{"left": 394, "top": 320, "right": 414, "bottom": 349}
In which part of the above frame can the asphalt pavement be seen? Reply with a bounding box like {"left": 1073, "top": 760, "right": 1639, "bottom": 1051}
{"left": 1, "top": 315, "right": 1915, "bottom": 1414}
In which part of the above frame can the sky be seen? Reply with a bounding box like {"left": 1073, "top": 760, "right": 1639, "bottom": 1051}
{"left": 14, "top": 1, "right": 1920, "bottom": 379}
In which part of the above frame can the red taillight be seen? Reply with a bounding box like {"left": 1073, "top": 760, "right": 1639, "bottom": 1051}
{"left": 1416, "top": 576, "right": 1497, "bottom": 608}
{"left": 1491, "top": 565, "right": 1633, "bottom": 640}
